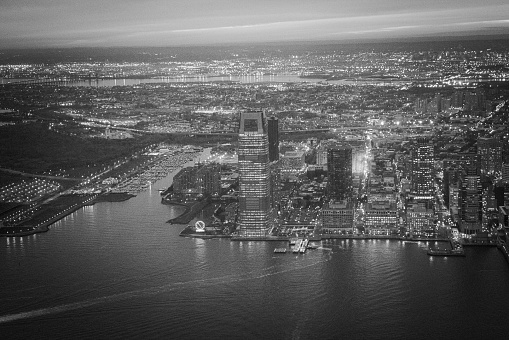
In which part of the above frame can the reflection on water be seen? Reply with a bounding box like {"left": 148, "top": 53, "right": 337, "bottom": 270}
{"left": 0, "top": 151, "right": 509, "bottom": 338}
{"left": 193, "top": 238, "right": 206, "bottom": 264}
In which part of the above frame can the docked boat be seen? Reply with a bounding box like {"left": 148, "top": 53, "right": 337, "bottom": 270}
{"left": 292, "top": 239, "right": 302, "bottom": 253}
{"left": 299, "top": 239, "right": 309, "bottom": 253}
{"left": 427, "top": 247, "right": 465, "bottom": 256}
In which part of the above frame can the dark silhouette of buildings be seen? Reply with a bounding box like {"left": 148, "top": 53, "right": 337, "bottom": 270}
{"left": 267, "top": 116, "right": 279, "bottom": 162}
{"left": 172, "top": 163, "right": 221, "bottom": 198}
{"left": 326, "top": 145, "right": 353, "bottom": 201}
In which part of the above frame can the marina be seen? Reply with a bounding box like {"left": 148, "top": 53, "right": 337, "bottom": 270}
{"left": 110, "top": 150, "right": 201, "bottom": 196}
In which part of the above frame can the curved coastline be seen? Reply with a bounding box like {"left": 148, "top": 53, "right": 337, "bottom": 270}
{"left": 164, "top": 199, "right": 210, "bottom": 225}
{"left": 0, "top": 192, "right": 134, "bottom": 237}
{"left": 1, "top": 148, "right": 208, "bottom": 238}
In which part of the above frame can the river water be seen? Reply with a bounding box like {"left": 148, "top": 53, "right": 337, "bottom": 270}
{"left": 1, "top": 153, "right": 509, "bottom": 339}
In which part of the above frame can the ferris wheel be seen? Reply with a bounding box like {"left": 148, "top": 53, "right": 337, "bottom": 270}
{"left": 195, "top": 220, "right": 206, "bottom": 232}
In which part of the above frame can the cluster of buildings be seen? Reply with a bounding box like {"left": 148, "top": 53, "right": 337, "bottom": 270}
{"left": 442, "top": 137, "right": 506, "bottom": 235}
{"left": 167, "top": 105, "right": 508, "bottom": 242}
{"left": 170, "top": 162, "right": 221, "bottom": 201}
{"left": 3, "top": 43, "right": 509, "bottom": 241}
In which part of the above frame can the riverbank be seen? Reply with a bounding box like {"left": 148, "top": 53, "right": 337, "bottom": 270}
{"left": 0, "top": 147, "right": 209, "bottom": 238}
{"left": 497, "top": 240, "right": 509, "bottom": 265}
{"left": 181, "top": 232, "right": 451, "bottom": 242}
{"left": 179, "top": 224, "right": 232, "bottom": 239}
{"left": 165, "top": 199, "right": 213, "bottom": 224}
{"left": 0, "top": 193, "right": 97, "bottom": 237}
{"left": 0, "top": 192, "right": 136, "bottom": 237}
{"left": 91, "top": 192, "right": 136, "bottom": 203}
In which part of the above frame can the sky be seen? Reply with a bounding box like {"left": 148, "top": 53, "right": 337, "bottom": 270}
{"left": 1, "top": 0, "right": 508, "bottom": 48}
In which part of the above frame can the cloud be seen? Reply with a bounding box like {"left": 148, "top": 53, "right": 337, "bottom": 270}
{"left": 1, "top": 2, "right": 508, "bottom": 47}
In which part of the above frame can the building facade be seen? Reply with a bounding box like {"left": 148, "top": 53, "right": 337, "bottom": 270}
{"left": 327, "top": 145, "right": 353, "bottom": 201}
{"left": 281, "top": 151, "right": 306, "bottom": 173}
{"left": 267, "top": 116, "right": 279, "bottom": 162}
{"left": 365, "top": 201, "right": 398, "bottom": 235}
{"left": 477, "top": 137, "right": 502, "bottom": 175}
{"left": 459, "top": 167, "right": 482, "bottom": 234}
{"left": 407, "top": 203, "right": 435, "bottom": 237}
{"left": 172, "top": 163, "right": 221, "bottom": 198}
{"left": 237, "top": 111, "right": 271, "bottom": 237}
{"left": 321, "top": 200, "right": 354, "bottom": 233}
{"left": 411, "top": 137, "right": 434, "bottom": 198}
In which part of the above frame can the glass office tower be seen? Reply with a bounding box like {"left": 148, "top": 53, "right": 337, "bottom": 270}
{"left": 327, "top": 145, "right": 353, "bottom": 201}
{"left": 238, "top": 111, "right": 271, "bottom": 237}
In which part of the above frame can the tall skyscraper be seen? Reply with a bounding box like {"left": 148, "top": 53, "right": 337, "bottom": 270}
{"left": 411, "top": 138, "right": 434, "bottom": 198}
{"left": 478, "top": 137, "right": 502, "bottom": 175}
{"left": 267, "top": 116, "right": 279, "bottom": 162}
{"left": 327, "top": 145, "right": 353, "bottom": 201}
{"left": 459, "top": 165, "right": 482, "bottom": 234}
{"left": 237, "top": 111, "right": 271, "bottom": 237}
{"left": 502, "top": 163, "right": 509, "bottom": 185}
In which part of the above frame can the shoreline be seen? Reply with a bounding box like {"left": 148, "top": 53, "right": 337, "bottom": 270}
{"left": 0, "top": 192, "right": 134, "bottom": 237}
{"left": 178, "top": 229, "right": 452, "bottom": 242}
{"left": 165, "top": 199, "right": 211, "bottom": 225}
{"left": 0, "top": 148, "right": 207, "bottom": 238}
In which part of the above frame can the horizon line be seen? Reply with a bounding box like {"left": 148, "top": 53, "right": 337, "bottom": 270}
{"left": 1, "top": 33, "right": 509, "bottom": 51}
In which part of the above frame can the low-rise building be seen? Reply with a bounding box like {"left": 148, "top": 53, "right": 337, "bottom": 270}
{"left": 365, "top": 201, "right": 398, "bottom": 235}
{"left": 321, "top": 200, "right": 354, "bottom": 233}
{"left": 407, "top": 203, "right": 435, "bottom": 237}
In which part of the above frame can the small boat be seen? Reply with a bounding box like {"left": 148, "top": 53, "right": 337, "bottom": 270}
{"left": 427, "top": 247, "right": 465, "bottom": 257}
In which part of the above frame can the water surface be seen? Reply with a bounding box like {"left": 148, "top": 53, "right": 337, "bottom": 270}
{"left": 1, "top": 164, "right": 508, "bottom": 339}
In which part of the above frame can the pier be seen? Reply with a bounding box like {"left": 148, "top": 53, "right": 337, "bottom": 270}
{"left": 427, "top": 239, "right": 465, "bottom": 257}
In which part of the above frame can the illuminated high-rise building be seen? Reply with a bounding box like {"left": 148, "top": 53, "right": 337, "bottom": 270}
{"left": 459, "top": 164, "right": 482, "bottom": 234}
{"left": 327, "top": 145, "right": 353, "bottom": 201}
{"left": 237, "top": 111, "right": 271, "bottom": 237}
{"left": 411, "top": 138, "right": 434, "bottom": 198}
{"left": 477, "top": 137, "right": 502, "bottom": 175}
{"left": 267, "top": 117, "right": 279, "bottom": 162}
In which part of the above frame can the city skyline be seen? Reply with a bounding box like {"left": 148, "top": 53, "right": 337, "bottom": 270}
{"left": 1, "top": 35, "right": 509, "bottom": 338}
{"left": 1, "top": 0, "right": 509, "bottom": 48}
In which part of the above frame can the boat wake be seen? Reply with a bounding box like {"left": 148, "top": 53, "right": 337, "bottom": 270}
{"left": 0, "top": 254, "right": 331, "bottom": 324}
